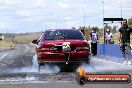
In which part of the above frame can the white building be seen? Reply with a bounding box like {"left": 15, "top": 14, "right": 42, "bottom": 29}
{"left": 0, "top": 34, "right": 4, "bottom": 40}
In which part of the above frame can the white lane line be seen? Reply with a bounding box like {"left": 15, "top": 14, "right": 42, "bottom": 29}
{"left": 24, "top": 44, "right": 30, "bottom": 49}
{"left": 93, "top": 58, "right": 132, "bottom": 67}
{"left": 0, "top": 53, "right": 8, "bottom": 60}
{"left": 24, "top": 44, "right": 30, "bottom": 52}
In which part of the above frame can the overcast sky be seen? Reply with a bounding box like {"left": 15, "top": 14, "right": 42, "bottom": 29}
{"left": 0, "top": 0, "right": 132, "bottom": 33}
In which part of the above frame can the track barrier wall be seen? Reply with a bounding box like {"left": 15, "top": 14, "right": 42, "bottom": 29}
{"left": 97, "top": 44, "right": 132, "bottom": 58}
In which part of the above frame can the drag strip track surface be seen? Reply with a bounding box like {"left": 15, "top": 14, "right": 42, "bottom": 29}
{"left": 0, "top": 72, "right": 75, "bottom": 82}
{"left": 0, "top": 72, "right": 132, "bottom": 88}
{"left": 0, "top": 44, "right": 34, "bottom": 73}
{"left": 0, "top": 53, "right": 8, "bottom": 60}
{"left": 0, "top": 44, "right": 132, "bottom": 88}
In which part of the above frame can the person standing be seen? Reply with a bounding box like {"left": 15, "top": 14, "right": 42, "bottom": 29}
{"left": 105, "top": 29, "right": 113, "bottom": 44}
{"left": 90, "top": 28, "right": 99, "bottom": 56}
{"left": 118, "top": 19, "right": 132, "bottom": 65}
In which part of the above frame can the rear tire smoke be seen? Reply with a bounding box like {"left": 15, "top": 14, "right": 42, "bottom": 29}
{"left": 32, "top": 53, "right": 60, "bottom": 73}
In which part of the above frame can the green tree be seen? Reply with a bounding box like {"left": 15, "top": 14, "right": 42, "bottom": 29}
{"left": 111, "top": 26, "right": 117, "bottom": 33}
{"left": 128, "top": 17, "right": 132, "bottom": 27}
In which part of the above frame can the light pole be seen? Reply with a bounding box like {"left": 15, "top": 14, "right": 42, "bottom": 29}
{"left": 55, "top": 21, "right": 58, "bottom": 29}
{"left": 120, "top": 0, "right": 123, "bottom": 26}
{"left": 102, "top": 0, "right": 105, "bottom": 43}
{"left": 102, "top": 0, "right": 104, "bottom": 19}
{"left": 121, "top": 0, "right": 123, "bottom": 18}
{"left": 64, "top": 19, "right": 67, "bottom": 29}
{"left": 83, "top": 11, "right": 86, "bottom": 28}
{"left": 45, "top": 24, "right": 48, "bottom": 30}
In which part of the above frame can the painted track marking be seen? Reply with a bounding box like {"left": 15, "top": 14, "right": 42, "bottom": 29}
{"left": 24, "top": 44, "right": 30, "bottom": 49}
{"left": 24, "top": 44, "right": 30, "bottom": 52}
{"left": 0, "top": 53, "right": 8, "bottom": 60}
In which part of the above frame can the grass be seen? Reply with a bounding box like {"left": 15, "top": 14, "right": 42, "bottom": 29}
{"left": 14, "top": 32, "right": 41, "bottom": 44}
{"left": 0, "top": 38, "right": 15, "bottom": 48}
{"left": 15, "top": 36, "right": 35, "bottom": 44}
{"left": 0, "top": 32, "right": 41, "bottom": 48}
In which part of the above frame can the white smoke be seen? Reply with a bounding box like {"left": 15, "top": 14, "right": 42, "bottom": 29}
{"left": 10, "top": 53, "right": 60, "bottom": 73}
{"left": 32, "top": 53, "right": 60, "bottom": 73}
{"left": 39, "top": 64, "right": 60, "bottom": 73}
{"left": 81, "top": 57, "right": 132, "bottom": 73}
{"left": 10, "top": 54, "right": 39, "bottom": 73}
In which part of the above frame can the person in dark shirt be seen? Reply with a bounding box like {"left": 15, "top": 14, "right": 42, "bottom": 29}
{"left": 90, "top": 28, "right": 99, "bottom": 56}
{"left": 118, "top": 19, "right": 132, "bottom": 65}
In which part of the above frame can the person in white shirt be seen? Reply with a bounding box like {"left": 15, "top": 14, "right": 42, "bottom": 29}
{"left": 89, "top": 28, "right": 99, "bottom": 56}
{"left": 105, "top": 29, "right": 113, "bottom": 44}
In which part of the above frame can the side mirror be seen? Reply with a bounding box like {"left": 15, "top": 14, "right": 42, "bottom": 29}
{"left": 32, "top": 39, "right": 38, "bottom": 44}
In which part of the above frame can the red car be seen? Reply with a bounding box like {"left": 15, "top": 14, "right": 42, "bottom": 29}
{"left": 32, "top": 29, "right": 90, "bottom": 69}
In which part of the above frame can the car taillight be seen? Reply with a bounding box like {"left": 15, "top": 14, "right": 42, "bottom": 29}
{"left": 41, "top": 47, "right": 57, "bottom": 50}
{"left": 76, "top": 47, "right": 89, "bottom": 50}
{"left": 76, "top": 44, "right": 90, "bottom": 50}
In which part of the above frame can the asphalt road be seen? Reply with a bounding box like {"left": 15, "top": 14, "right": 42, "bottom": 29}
{"left": 0, "top": 44, "right": 132, "bottom": 88}
{"left": 0, "top": 44, "right": 34, "bottom": 72}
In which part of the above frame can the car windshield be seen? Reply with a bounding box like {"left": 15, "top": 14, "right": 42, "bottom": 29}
{"left": 45, "top": 30, "right": 84, "bottom": 40}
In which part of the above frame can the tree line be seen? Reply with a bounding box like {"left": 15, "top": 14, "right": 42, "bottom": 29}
{"left": 78, "top": 17, "right": 132, "bottom": 40}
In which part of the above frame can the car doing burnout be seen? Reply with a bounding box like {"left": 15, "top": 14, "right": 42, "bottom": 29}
{"left": 32, "top": 29, "right": 90, "bottom": 68}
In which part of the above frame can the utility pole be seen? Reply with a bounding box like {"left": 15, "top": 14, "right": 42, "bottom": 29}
{"left": 64, "top": 19, "right": 67, "bottom": 28}
{"left": 55, "top": 21, "right": 58, "bottom": 29}
{"left": 120, "top": 0, "right": 123, "bottom": 26}
{"left": 45, "top": 24, "right": 48, "bottom": 30}
{"left": 121, "top": 0, "right": 123, "bottom": 18}
{"left": 102, "top": 0, "right": 105, "bottom": 44}
{"left": 83, "top": 12, "right": 86, "bottom": 28}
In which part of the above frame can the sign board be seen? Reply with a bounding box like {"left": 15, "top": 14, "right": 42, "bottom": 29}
{"left": 103, "top": 18, "right": 123, "bottom": 21}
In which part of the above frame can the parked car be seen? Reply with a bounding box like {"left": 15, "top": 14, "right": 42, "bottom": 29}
{"left": 32, "top": 29, "right": 90, "bottom": 69}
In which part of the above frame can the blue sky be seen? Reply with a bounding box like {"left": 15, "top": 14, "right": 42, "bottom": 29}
{"left": 0, "top": 0, "right": 132, "bottom": 33}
